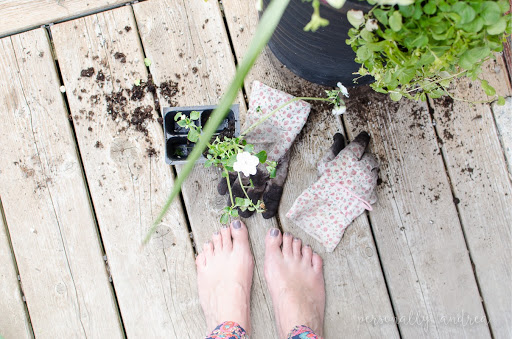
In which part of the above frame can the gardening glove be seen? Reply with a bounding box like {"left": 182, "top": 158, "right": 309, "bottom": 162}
{"left": 217, "top": 81, "right": 310, "bottom": 218}
{"left": 286, "top": 131, "right": 379, "bottom": 252}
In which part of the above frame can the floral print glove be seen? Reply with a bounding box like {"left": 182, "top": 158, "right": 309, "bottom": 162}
{"left": 218, "top": 81, "right": 310, "bottom": 219}
{"left": 286, "top": 132, "right": 379, "bottom": 252}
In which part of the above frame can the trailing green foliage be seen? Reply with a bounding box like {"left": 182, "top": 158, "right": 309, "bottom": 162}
{"left": 346, "top": 0, "right": 511, "bottom": 102}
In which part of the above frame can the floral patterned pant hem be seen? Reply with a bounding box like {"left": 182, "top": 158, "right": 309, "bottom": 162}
{"left": 205, "top": 321, "right": 322, "bottom": 339}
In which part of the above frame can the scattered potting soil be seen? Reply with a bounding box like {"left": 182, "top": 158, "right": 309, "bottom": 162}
{"left": 81, "top": 67, "right": 95, "bottom": 77}
{"left": 79, "top": 64, "right": 181, "bottom": 159}
{"left": 96, "top": 70, "right": 105, "bottom": 82}
{"left": 124, "top": 26, "right": 132, "bottom": 32}
{"left": 114, "top": 52, "right": 127, "bottom": 63}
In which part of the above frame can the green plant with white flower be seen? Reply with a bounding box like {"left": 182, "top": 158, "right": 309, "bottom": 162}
{"left": 172, "top": 86, "right": 348, "bottom": 225}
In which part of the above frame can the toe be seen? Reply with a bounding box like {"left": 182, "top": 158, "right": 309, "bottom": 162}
{"left": 212, "top": 231, "right": 222, "bottom": 252}
{"left": 195, "top": 252, "right": 206, "bottom": 268}
{"left": 312, "top": 252, "right": 323, "bottom": 273}
{"left": 302, "top": 245, "right": 313, "bottom": 265}
{"left": 282, "top": 232, "right": 293, "bottom": 257}
{"left": 220, "top": 225, "right": 233, "bottom": 251}
{"left": 265, "top": 228, "right": 283, "bottom": 256}
{"left": 231, "top": 220, "right": 249, "bottom": 249}
{"left": 203, "top": 241, "right": 214, "bottom": 259}
{"left": 292, "top": 237, "right": 302, "bottom": 259}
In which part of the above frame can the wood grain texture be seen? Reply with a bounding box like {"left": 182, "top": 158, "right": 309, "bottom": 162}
{"left": 492, "top": 97, "right": 512, "bottom": 177}
{"left": 343, "top": 89, "right": 491, "bottom": 337}
{"left": 0, "top": 29, "right": 122, "bottom": 338}
{"left": 0, "top": 207, "right": 32, "bottom": 339}
{"left": 50, "top": 6, "right": 204, "bottom": 338}
{"left": 132, "top": 1, "right": 280, "bottom": 336}
{"left": 221, "top": 1, "right": 399, "bottom": 337}
{"left": 429, "top": 57, "right": 512, "bottom": 338}
{"left": 0, "top": 0, "right": 133, "bottom": 37}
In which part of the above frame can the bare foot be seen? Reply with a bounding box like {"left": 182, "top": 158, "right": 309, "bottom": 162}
{"left": 195, "top": 220, "right": 254, "bottom": 334}
{"left": 264, "top": 228, "right": 325, "bottom": 338}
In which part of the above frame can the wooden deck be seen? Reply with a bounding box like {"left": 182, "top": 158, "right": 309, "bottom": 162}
{"left": 0, "top": 1, "right": 511, "bottom": 338}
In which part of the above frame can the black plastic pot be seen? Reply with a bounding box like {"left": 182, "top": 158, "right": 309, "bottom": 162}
{"left": 163, "top": 105, "right": 240, "bottom": 165}
{"left": 263, "top": 0, "right": 373, "bottom": 87}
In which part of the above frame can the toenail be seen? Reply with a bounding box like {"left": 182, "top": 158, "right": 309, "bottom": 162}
{"left": 270, "top": 228, "right": 280, "bottom": 237}
{"left": 293, "top": 237, "right": 300, "bottom": 241}
{"left": 221, "top": 225, "right": 228, "bottom": 229}
{"left": 233, "top": 220, "right": 241, "bottom": 229}
{"left": 305, "top": 244, "right": 311, "bottom": 248}
{"left": 284, "top": 232, "right": 291, "bottom": 236}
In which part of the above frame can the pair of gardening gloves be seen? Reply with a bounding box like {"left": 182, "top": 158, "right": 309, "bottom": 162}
{"left": 218, "top": 81, "right": 379, "bottom": 252}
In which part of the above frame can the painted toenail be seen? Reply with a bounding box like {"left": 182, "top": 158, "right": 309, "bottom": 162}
{"left": 270, "top": 228, "right": 280, "bottom": 237}
{"left": 293, "top": 237, "right": 300, "bottom": 241}
{"left": 305, "top": 244, "right": 311, "bottom": 248}
{"left": 284, "top": 232, "right": 291, "bottom": 236}
{"left": 233, "top": 220, "right": 241, "bottom": 229}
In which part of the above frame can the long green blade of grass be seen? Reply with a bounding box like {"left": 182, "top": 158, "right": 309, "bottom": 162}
{"left": 143, "top": 0, "right": 290, "bottom": 244}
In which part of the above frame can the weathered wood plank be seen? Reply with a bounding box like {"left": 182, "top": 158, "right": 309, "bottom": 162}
{"left": 0, "top": 205, "right": 32, "bottom": 339}
{"left": 51, "top": 7, "right": 204, "bottom": 338}
{"left": 429, "top": 58, "right": 512, "bottom": 338}
{"left": 0, "top": 0, "right": 133, "bottom": 37}
{"left": 492, "top": 97, "right": 512, "bottom": 177}
{"left": 221, "top": 2, "right": 399, "bottom": 338}
{"left": 132, "top": 1, "right": 279, "bottom": 336}
{"left": 0, "top": 29, "right": 122, "bottom": 338}
{"left": 343, "top": 88, "right": 491, "bottom": 337}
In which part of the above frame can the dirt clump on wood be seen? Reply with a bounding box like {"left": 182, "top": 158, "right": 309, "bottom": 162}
{"left": 114, "top": 52, "right": 126, "bottom": 63}
{"left": 81, "top": 67, "right": 95, "bottom": 77}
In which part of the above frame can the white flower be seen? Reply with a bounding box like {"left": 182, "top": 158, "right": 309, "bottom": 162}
{"left": 347, "top": 9, "right": 364, "bottom": 28}
{"left": 326, "top": 0, "right": 346, "bottom": 9}
{"left": 365, "top": 19, "right": 379, "bottom": 32}
{"left": 255, "top": 0, "right": 263, "bottom": 11}
{"left": 337, "top": 82, "right": 349, "bottom": 98}
{"left": 233, "top": 151, "right": 260, "bottom": 177}
{"left": 332, "top": 105, "right": 347, "bottom": 115}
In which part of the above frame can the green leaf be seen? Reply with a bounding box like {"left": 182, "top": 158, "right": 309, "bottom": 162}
{"left": 220, "top": 213, "right": 230, "bottom": 224}
{"left": 373, "top": 9, "right": 388, "bottom": 25}
{"left": 187, "top": 129, "right": 200, "bottom": 142}
{"left": 134, "top": 79, "right": 141, "bottom": 86}
{"left": 481, "top": 1, "right": 501, "bottom": 25}
{"left": 269, "top": 167, "right": 277, "bottom": 178}
{"left": 174, "top": 112, "right": 183, "bottom": 121}
{"left": 452, "top": 2, "right": 476, "bottom": 24}
{"left": 244, "top": 144, "right": 254, "bottom": 153}
{"left": 356, "top": 45, "right": 371, "bottom": 61}
{"left": 497, "top": 0, "right": 510, "bottom": 12}
{"left": 360, "top": 29, "right": 374, "bottom": 42}
{"left": 480, "top": 79, "right": 496, "bottom": 96}
{"left": 390, "top": 92, "right": 403, "bottom": 101}
{"left": 230, "top": 208, "right": 239, "bottom": 217}
{"left": 404, "top": 33, "right": 428, "bottom": 48}
{"left": 396, "top": 67, "right": 416, "bottom": 85}
{"left": 463, "top": 17, "right": 484, "bottom": 33}
{"left": 177, "top": 119, "right": 187, "bottom": 127}
{"left": 487, "top": 17, "right": 507, "bottom": 35}
{"left": 144, "top": 58, "right": 152, "bottom": 67}
{"left": 190, "top": 111, "right": 200, "bottom": 120}
{"left": 399, "top": 4, "right": 415, "bottom": 18}
{"left": 389, "top": 11, "right": 403, "bottom": 32}
{"left": 347, "top": 9, "right": 365, "bottom": 28}
{"left": 459, "top": 46, "right": 491, "bottom": 70}
{"left": 423, "top": 1, "right": 437, "bottom": 15}
{"left": 235, "top": 197, "right": 245, "bottom": 206}
{"left": 255, "top": 150, "right": 267, "bottom": 163}
{"left": 497, "top": 96, "right": 506, "bottom": 106}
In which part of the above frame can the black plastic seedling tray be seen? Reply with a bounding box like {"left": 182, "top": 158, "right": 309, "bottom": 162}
{"left": 163, "top": 104, "right": 240, "bottom": 165}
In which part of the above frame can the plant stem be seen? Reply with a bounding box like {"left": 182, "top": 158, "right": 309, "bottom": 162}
{"left": 143, "top": 0, "right": 290, "bottom": 245}
{"left": 237, "top": 172, "right": 251, "bottom": 203}
{"left": 226, "top": 168, "right": 235, "bottom": 206}
{"left": 241, "top": 97, "right": 331, "bottom": 137}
